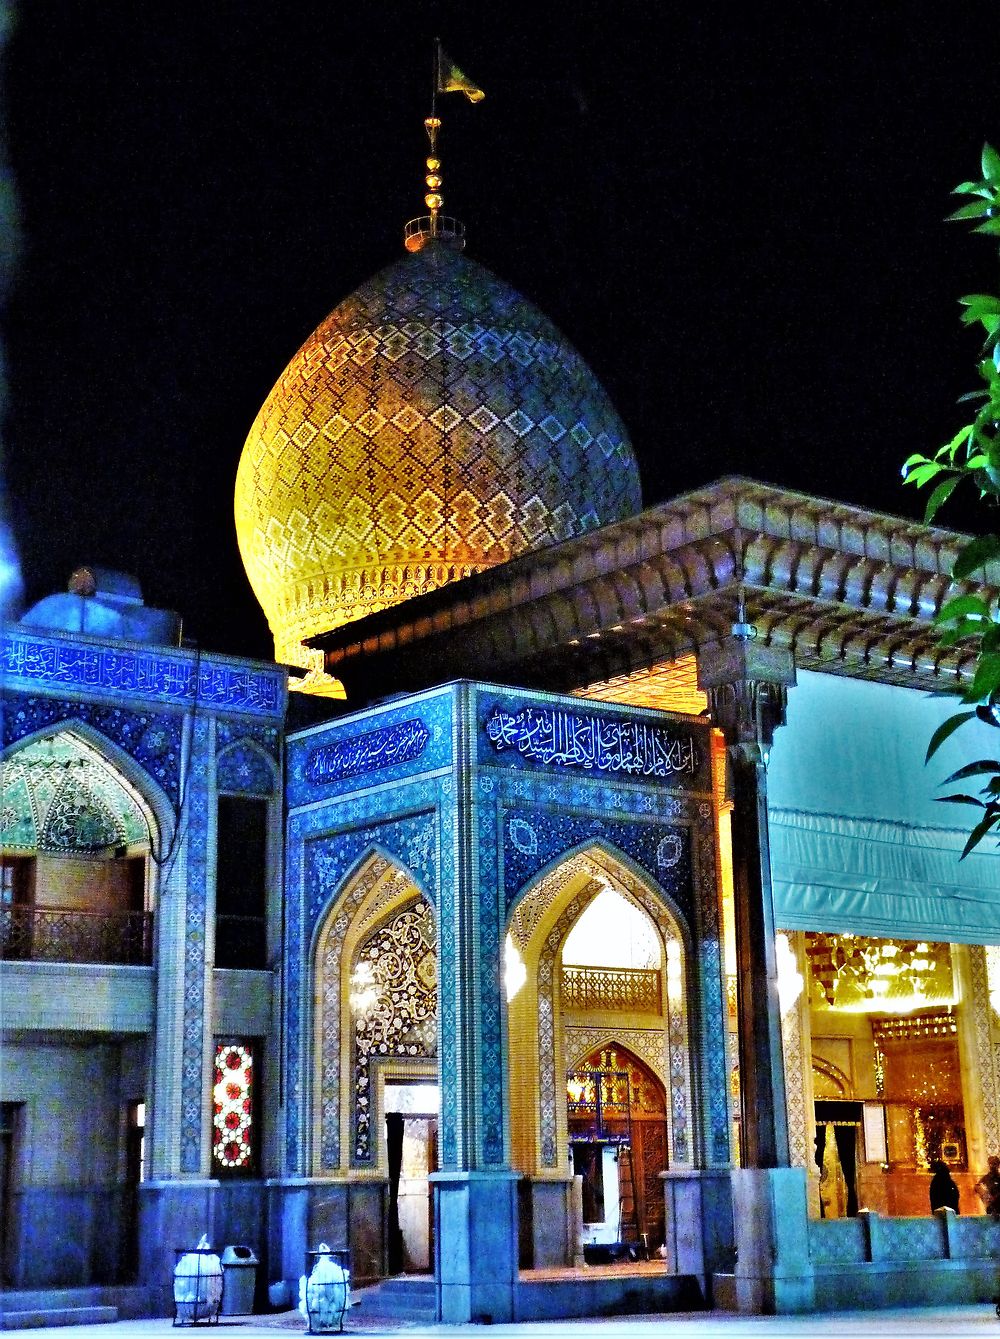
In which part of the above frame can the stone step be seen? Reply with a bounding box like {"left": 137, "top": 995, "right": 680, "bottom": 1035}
{"left": 0, "top": 1305, "right": 119, "bottom": 1330}
{"left": 355, "top": 1276, "right": 436, "bottom": 1319}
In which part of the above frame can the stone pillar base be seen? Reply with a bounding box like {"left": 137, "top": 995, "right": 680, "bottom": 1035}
{"left": 728, "top": 1167, "right": 814, "bottom": 1314}
{"left": 432, "top": 1170, "right": 519, "bottom": 1323}
{"left": 661, "top": 1168, "right": 734, "bottom": 1299}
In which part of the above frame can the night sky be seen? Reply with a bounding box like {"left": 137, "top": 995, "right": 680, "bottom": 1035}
{"left": 4, "top": 4, "right": 1000, "bottom": 662}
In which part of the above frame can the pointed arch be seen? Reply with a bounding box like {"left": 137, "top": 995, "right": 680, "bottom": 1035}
{"left": 1, "top": 719, "right": 172, "bottom": 857}
{"left": 216, "top": 737, "right": 278, "bottom": 797}
{"left": 504, "top": 840, "right": 695, "bottom": 1176}
{"left": 309, "top": 848, "right": 434, "bottom": 1174}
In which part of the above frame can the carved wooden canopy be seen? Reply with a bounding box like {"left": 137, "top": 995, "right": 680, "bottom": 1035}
{"left": 308, "top": 477, "right": 996, "bottom": 703}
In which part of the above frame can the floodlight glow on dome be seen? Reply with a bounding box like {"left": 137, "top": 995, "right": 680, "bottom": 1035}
{"left": 235, "top": 247, "right": 641, "bottom": 685}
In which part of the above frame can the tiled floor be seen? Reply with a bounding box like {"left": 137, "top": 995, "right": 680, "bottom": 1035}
{"left": 5, "top": 1307, "right": 1000, "bottom": 1339}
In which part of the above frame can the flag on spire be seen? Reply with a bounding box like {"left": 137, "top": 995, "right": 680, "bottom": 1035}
{"left": 437, "top": 46, "right": 485, "bottom": 103}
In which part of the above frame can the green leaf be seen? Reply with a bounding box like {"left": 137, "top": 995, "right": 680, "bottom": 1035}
{"left": 953, "top": 534, "right": 1000, "bottom": 578}
{"left": 959, "top": 294, "right": 1000, "bottom": 313}
{"left": 978, "top": 706, "right": 1000, "bottom": 727}
{"left": 949, "top": 201, "right": 992, "bottom": 222}
{"left": 970, "top": 653, "right": 1000, "bottom": 701}
{"left": 942, "top": 759, "right": 1000, "bottom": 784}
{"left": 982, "top": 143, "right": 1000, "bottom": 184}
{"left": 953, "top": 181, "right": 992, "bottom": 196}
{"left": 936, "top": 793, "right": 986, "bottom": 806}
{"left": 925, "top": 710, "right": 976, "bottom": 761}
{"left": 936, "top": 594, "right": 992, "bottom": 623}
{"left": 973, "top": 219, "right": 1000, "bottom": 237}
{"left": 924, "top": 475, "right": 960, "bottom": 522}
{"left": 960, "top": 805, "right": 1000, "bottom": 859}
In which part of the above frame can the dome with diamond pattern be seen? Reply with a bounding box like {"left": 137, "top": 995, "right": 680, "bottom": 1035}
{"left": 235, "top": 243, "right": 641, "bottom": 674}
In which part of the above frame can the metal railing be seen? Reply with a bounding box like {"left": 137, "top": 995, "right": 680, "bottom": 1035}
{"left": 561, "top": 965, "right": 662, "bottom": 1013}
{"left": 0, "top": 905, "right": 153, "bottom": 966}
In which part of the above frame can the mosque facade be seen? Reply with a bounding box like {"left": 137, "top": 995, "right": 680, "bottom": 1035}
{"left": 4, "top": 190, "right": 1000, "bottom": 1323}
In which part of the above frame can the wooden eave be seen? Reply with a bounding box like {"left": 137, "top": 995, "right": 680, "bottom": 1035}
{"left": 308, "top": 477, "right": 996, "bottom": 702}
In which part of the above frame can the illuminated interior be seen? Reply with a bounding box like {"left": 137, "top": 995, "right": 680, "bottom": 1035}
{"left": 794, "top": 930, "right": 975, "bottom": 1219}
{"left": 562, "top": 886, "right": 662, "bottom": 970}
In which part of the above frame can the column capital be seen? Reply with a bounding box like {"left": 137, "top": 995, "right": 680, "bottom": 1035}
{"left": 697, "top": 637, "right": 795, "bottom": 764}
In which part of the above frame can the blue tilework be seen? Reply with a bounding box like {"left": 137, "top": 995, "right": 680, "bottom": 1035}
{"left": 2, "top": 690, "right": 182, "bottom": 803}
{"left": 216, "top": 718, "right": 281, "bottom": 761}
{"left": 286, "top": 689, "right": 453, "bottom": 809}
{"left": 475, "top": 688, "right": 712, "bottom": 794}
{"left": 179, "top": 714, "right": 212, "bottom": 1172}
{"left": 500, "top": 808, "right": 693, "bottom": 923}
{"left": 2, "top": 630, "right": 283, "bottom": 717}
{"left": 284, "top": 767, "right": 452, "bottom": 1174}
{"left": 216, "top": 740, "right": 276, "bottom": 797}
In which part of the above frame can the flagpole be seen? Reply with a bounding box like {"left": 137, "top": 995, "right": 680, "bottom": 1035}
{"left": 432, "top": 38, "right": 439, "bottom": 120}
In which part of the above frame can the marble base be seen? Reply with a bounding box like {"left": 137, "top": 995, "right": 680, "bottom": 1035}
{"left": 432, "top": 1170, "right": 519, "bottom": 1323}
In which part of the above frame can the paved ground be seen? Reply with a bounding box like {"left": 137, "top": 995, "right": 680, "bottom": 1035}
{"left": 5, "top": 1308, "right": 1000, "bottom": 1339}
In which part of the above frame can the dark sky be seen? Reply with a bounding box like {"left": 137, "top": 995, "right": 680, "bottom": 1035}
{"left": 4, "top": 3, "right": 1000, "bottom": 661}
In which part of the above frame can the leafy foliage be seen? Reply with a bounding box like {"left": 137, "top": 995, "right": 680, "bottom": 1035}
{"left": 902, "top": 145, "right": 1000, "bottom": 856}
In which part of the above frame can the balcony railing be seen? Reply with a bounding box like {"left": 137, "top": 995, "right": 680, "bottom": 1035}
{"left": 1, "top": 905, "right": 153, "bottom": 966}
{"left": 561, "top": 964, "right": 662, "bottom": 1013}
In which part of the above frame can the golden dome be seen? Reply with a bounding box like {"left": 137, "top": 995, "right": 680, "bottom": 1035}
{"left": 235, "top": 244, "right": 641, "bottom": 675}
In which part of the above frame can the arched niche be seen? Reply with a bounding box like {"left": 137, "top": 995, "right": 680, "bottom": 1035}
{"left": 504, "top": 841, "right": 694, "bottom": 1178}
{"left": 310, "top": 850, "right": 436, "bottom": 1175}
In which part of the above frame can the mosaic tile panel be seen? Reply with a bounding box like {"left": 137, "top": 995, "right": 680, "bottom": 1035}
{"left": 236, "top": 247, "right": 641, "bottom": 666}
{"left": 500, "top": 806, "right": 693, "bottom": 923}
{"left": 351, "top": 898, "right": 437, "bottom": 1163}
{"left": 2, "top": 631, "right": 283, "bottom": 716}
{"left": 969, "top": 945, "right": 1000, "bottom": 1156}
{"left": 780, "top": 976, "right": 809, "bottom": 1170}
{"left": 180, "top": 714, "right": 212, "bottom": 1172}
{"left": 565, "top": 1027, "right": 667, "bottom": 1086}
{"left": 807, "top": 1218, "right": 867, "bottom": 1265}
{"left": 2, "top": 690, "right": 182, "bottom": 803}
{"left": 216, "top": 718, "right": 281, "bottom": 761}
{"left": 284, "top": 763, "right": 450, "bottom": 1174}
{"left": 286, "top": 690, "right": 453, "bottom": 809}
{"left": 1, "top": 733, "right": 150, "bottom": 852}
{"left": 216, "top": 740, "right": 277, "bottom": 797}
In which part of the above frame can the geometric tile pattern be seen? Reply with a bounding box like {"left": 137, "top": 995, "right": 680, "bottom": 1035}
{"left": 236, "top": 246, "right": 641, "bottom": 667}
{"left": 216, "top": 739, "right": 277, "bottom": 797}
{"left": 179, "top": 713, "right": 212, "bottom": 1172}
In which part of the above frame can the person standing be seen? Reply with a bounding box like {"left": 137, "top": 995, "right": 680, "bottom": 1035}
{"left": 929, "top": 1159, "right": 961, "bottom": 1213}
{"left": 975, "top": 1155, "right": 1000, "bottom": 1217}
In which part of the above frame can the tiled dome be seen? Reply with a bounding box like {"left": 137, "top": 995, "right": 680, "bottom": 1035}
{"left": 235, "top": 243, "right": 641, "bottom": 673}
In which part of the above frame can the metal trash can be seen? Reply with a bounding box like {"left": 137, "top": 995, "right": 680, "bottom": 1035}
{"left": 173, "top": 1243, "right": 223, "bottom": 1326}
{"left": 301, "top": 1246, "right": 351, "bottom": 1334}
{"left": 220, "top": 1244, "right": 259, "bottom": 1316}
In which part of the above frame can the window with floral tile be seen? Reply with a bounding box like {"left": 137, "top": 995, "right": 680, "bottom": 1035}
{"left": 212, "top": 1041, "right": 257, "bottom": 1175}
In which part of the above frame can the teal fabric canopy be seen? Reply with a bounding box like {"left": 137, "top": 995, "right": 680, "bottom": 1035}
{"left": 766, "top": 670, "right": 1000, "bottom": 944}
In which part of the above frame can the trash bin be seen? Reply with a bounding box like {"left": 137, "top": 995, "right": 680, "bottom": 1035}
{"left": 220, "top": 1244, "right": 259, "bottom": 1316}
{"left": 173, "top": 1239, "right": 223, "bottom": 1326}
{"left": 300, "top": 1246, "right": 351, "bottom": 1334}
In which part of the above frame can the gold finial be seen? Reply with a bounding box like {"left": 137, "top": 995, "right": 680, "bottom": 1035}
{"left": 404, "top": 42, "right": 483, "bottom": 254}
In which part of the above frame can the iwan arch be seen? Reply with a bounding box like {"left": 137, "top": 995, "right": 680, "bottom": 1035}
{"left": 283, "top": 681, "right": 722, "bottom": 1320}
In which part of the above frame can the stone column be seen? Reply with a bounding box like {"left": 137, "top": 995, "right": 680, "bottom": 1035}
{"left": 697, "top": 637, "right": 795, "bottom": 1170}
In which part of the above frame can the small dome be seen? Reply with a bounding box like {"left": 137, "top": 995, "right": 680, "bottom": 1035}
{"left": 235, "top": 244, "right": 641, "bottom": 672}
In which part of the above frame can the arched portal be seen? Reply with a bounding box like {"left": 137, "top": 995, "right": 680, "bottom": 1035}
{"left": 311, "top": 852, "right": 438, "bottom": 1276}
{"left": 567, "top": 1042, "right": 668, "bottom": 1252}
{"left": 505, "top": 842, "right": 693, "bottom": 1261}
